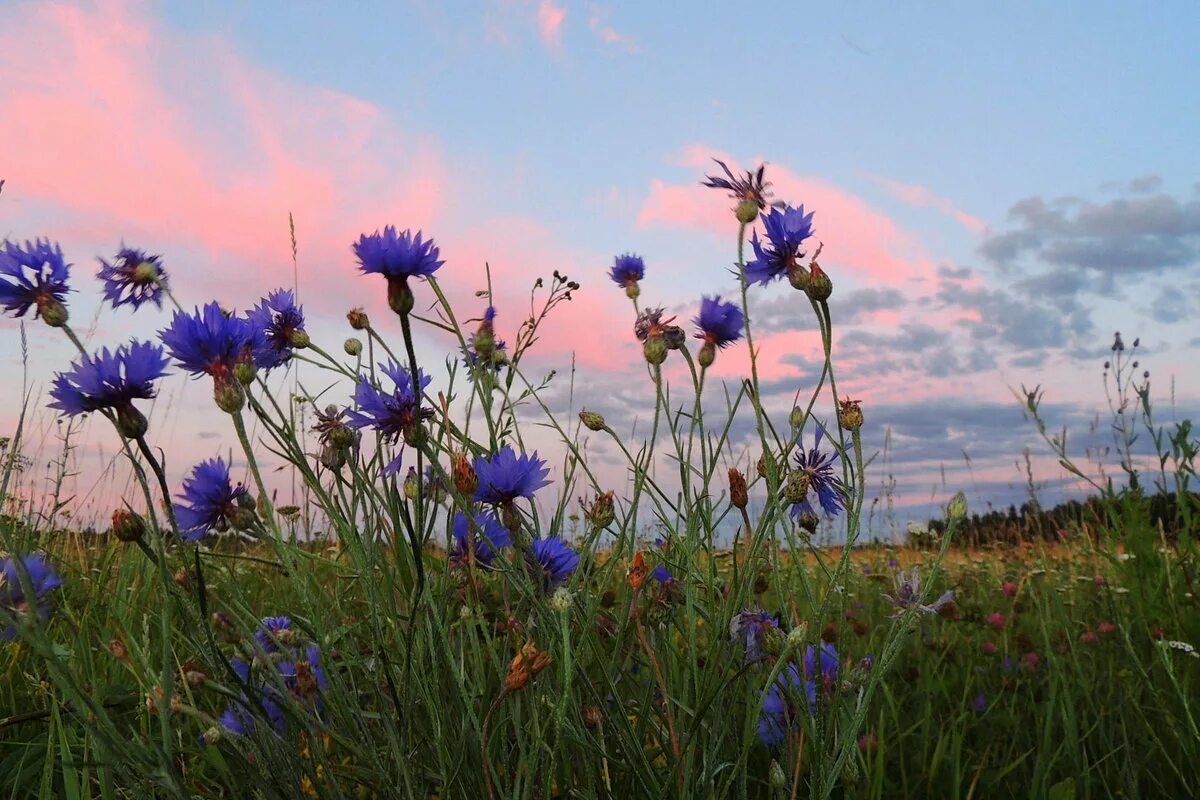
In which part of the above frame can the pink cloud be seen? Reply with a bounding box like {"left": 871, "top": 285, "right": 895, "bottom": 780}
{"left": 537, "top": 0, "right": 567, "bottom": 50}
{"left": 638, "top": 147, "right": 938, "bottom": 287}
{"left": 586, "top": 4, "right": 637, "bottom": 53}
{"left": 865, "top": 174, "right": 986, "bottom": 234}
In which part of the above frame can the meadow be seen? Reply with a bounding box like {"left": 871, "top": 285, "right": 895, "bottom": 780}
{"left": 1, "top": 161, "right": 1197, "bottom": 799}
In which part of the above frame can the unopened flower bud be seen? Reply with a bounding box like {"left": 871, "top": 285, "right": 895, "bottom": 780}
{"left": 735, "top": 198, "right": 760, "bottom": 225}
{"left": 233, "top": 360, "right": 256, "bottom": 387}
{"left": 643, "top": 336, "right": 668, "bottom": 365}
{"left": 807, "top": 264, "right": 832, "bottom": 301}
{"left": 201, "top": 726, "right": 222, "bottom": 745}
{"left": 580, "top": 410, "right": 606, "bottom": 432}
{"left": 173, "top": 568, "right": 190, "bottom": 590}
{"left": 320, "top": 443, "right": 346, "bottom": 471}
{"left": 797, "top": 512, "right": 819, "bottom": 534}
{"left": 344, "top": 337, "right": 363, "bottom": 356}
{"left": 549, "top": 586, "right": 573, "bottom": 614}
{"left": 786, "top": 623, "right": 808, "bottom": 653}
{"left": 728, "top": 468, "right": 748, "bottom": 510}
{"left": 452, "top": 451, "right": 478, "bottom": 496}
{"left": 229, "top": 505, "right": 258, "bottom": 531}
{"left": 108, "top": 639, "right": 128, "bottom": 659}
{"left": 111, "top": 508, "right": 146, "bottom": 543}
{"left": 347, "top": 308, "right": 370, "bottom": 330}
{"left": 762, "top": 625, "right": 786, "bottom": 657}
{"left": 788, "top": 262, "right": 811, "bottom": 292}
{"left": 403, "top": 467, "right": 420, "bottom": 500}
{"left": 784, "top": 470, "right": 811, "bottom": 505}
{"left": 769, "top": 760, "right": 787, "bottom": 790}
{"left": 627, "top": 552, "right": 648, "bottom": 591}
{"left": 789, "top": 406, "right": 806, "bottom": 429}
{"left": 586, "top": 490, "right": 615, "bottom": 530}
{"left": 582, "top": 704, "right": 602, "bottom": 729}
{"left": 838, "top": 399, "right": 863, "bottom": 432}
{"left": 947, "top": 491, "right": 969, "bottom": 522}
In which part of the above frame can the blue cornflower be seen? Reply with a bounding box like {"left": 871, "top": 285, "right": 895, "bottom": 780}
{"left": 353, "top": 227, "right": 443, "bottom": 316}
{"left": 972, "top": 693, "right": 989, "bottom": 714}
{"left": 650, "top": 565, "right": 674, "bottom": 585}
{"left": 693, "top": 295, "right": 744, "bottom": 348}
{"left": 254, "top": 616, "right": 295, "bottom": 654}
{"left": 464, "top": 306, "right": 507, "bottom": 374}
{"left": 730, "top": 610, "right": 780, "bottom": 664}
{"left": 528, "top": 537, "right": 579, "bottom": 588}
{"left": 173, "top": 457, "right": 248, "bottom": 541}
{"left": 789, "top": 428, "right": 848, "bottom": 520}
{"left": 881, "top": 567, "right": 955, "bottom": 618}
{"left": 1, "top": 554, "right": 64, "bottom": 640}
{"left": 160, "top": 301, "right": 264, "bottom": 382}
{"left": 804, "top": 642, "right": 839, "bottom": 684}
{"left": 608, "top": 253, "right": 645, "bottom": 296}
{"left": 245, "top": 289, "right": 306, "bottom": 370}
{"left": 473, "top": 445, "right": 551, "bottom": 505}
{"left": 702, "top": 159, "right": 772, "bottom": 211}
{"left": 0, "top": 238, "right": 71, "bottom": 324}
{"left": 744, "top": 205, "right": 815, "bottom": 286}
{"left": 220, "top": 627, "right": 328, "bottom": 737}
{"left": 451, "top": 510, "right": 512, "bottom": 567}
{"left": 344, "top": 362, "right": 432, "bottom": 475}
{"left": 756, "top": 663, "right": 810, "bottom": 748}
{"left": 48, "top": 340, "right": 170, "bottom": 437}
{"left": 96, "top": 247, "right": 167, "bottom": 310}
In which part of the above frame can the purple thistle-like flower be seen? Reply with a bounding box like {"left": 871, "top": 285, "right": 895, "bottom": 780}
{"left": 0, "top": 238, "right": 71, "bottom": 320}
{"left": 245, "top": 289, "right": 306, "bottom": 370}
{"left": 254, "top": 616, "right": 295, "bottom": 654}
{"left": 756, "top": 663, "right": 813, "bottom": 748}
{"left": 1, "top": 554, "right": 64, "bottom": 640}
{"left": 159, "top": 302, "right": 264, "bottom": 381}
{"left": 789, "top": 428, "right": 848, "bottom": 520}
{"left": 804, "top": 642, "right": 839, "bottom": 683}
{"left": 730, "top": 610, "right": 780, "bottom": 664}
{"left": 608, "top": 254, "right": 645, "bottom": 288}
{"left": 473, "top": 445, "right": 552, "bottom": 504}
{"left": 701, "top": 159, "right": 772, "bottom": 210}
{"left": 345, "top": 361, "right": 432, "bottom": 444}
{"left": 633, "top": 307, "right": 675, "bottom": 342}
{"left": 173, "top": 457, "right": 248, "bottom": 542}
{"left": 451, "top": 510, "right": 512, "bottom": 567}
{"left": 650, "top": 565, "right": 674, "bottom": 585}
{"left": 693, "top": 295, "right": 743, "bottom": 348}
{"left": 96, "top": 247, "right": 167, "bottom": 310}
{"left": 353, "top": 226, "right": 443, "bottom": 280}
{"left": 880, "top": 567, "right": 955, "bottom": 617}
{"left": 972, "top": 693, "right": 989, "bottom": 714}
{"left": 744, "top": 205, "right": 815, "bottom": 286}
{"left": 528, "top": 536, "right": 579, "bottom": 588}
{"left": 48, "top": 340, "right": 169, "bottom": 418}
{"left": 220, "top": 625, "right": 328, "bottom": 737}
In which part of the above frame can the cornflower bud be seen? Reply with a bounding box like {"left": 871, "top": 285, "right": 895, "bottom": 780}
{"left": 788, "top": 262, "right": 811, "bottom": 292}
{"left": 452, "top": 451, "right": 478, "bottom": 496}
{"left": 627, "top": 552, "right": 648, "bottom": 591}
{"left": 947, "top": 491, "right": 969, "bottom": 522}
{"left": 769, "top": 760, "right": 787, "bottom": 791}
{"left": 115, "top": 403, "right": 149, "bottom": 439}
{"left": 108, "top": 639, "right": 128, "bottom": 659}
{"left": 549, "top": 587, "right": 573, "bottom": 614}
{"left": 580, "top": 410, "right": 606, "bottom": 432}
{"left": 728, "top": 468, "right": 748, "bottom": 510}
{"left": 698, "top": 341, "right": 716, "bottom": 368}
{"left": 582, "top": 704, "right": 602, "bottom": 729}
{"left": 233, "top": 359, "right": 256, "bottom": 387}
{"left": 807, "top": 263, "right": 833, "bottom": 301}
{"left": 789, "top": 406, "right": 806, "bottom": 429}
{"left": 735, "top": 198, "right": 760, "bottom": 225}
{"left": 403, "top": 467, "right": 420, "bottom": 500}
{"left": 347, "top": 308, "right": 369, "bottom": 330}
{"left": 111, "top": 508, "right": 146, "bottom": 543}
{"left": 289, "top": 329, "right": 311, "bottom": 349}
{"left": 784, "top": 470, "right": 811, "bottom": 504}
{"left": 585, "top": 490, "right": 616, "bottom": 530}
{"left": 786, "top": 623, "right": 808, "bottom": 653}
{"left": 837, "top": 399, "right": 863, "bottom": 432}
{"left": 213, "top": 377, "right": 245, "bottom": 414}
{"left": 39, "top": 298, "right": 69, "bottom": 328}
{"left": 344, "top": 337, "right": 363, "bottom": 356}
{"left": 643, "top": 335, "right": 668, "bottom": 365}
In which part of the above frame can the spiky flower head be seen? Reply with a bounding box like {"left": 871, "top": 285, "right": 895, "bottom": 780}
{"left": 609, "top": 254, "right": 645, "bottom": 298}
{"left": 730, "top": 609, "right": 781, "bottom": 664}
{"left": 693, "top": 295, "right": 744, "bottom": 365}
{"left": 880, "top": 567, "right": 955, "bottom": 618}
{"left": 464, "top": 306, "right": 508, "bottom": 375}
{"left": 344, "top": 362, "right": 432, "bottom": 471}
{"left": 173, "top": 457, "right": 249, "bottom": 542}
{"left": 96, "top": 247, "right": 168, "bottom": 310}
{"left": 789, "top": 428, "right": 847, "bottom": 520}
{"left": 159, "top": 302, "right": 265, "bottom": 406}
{"left": 451, "top": 510, "right": 512, "bottom": 568}
{"left": 353, "top": 227, "right": 443, "bottom": 316}
{"left": 48, "top": 340, "right": 170, "bottom": 438}
{"left": 756, "top": 663, "right": 811, "bottom": 748}
{"left": 472, "top": 445, "right": 551, "bottom": 505}
{"left": 702, "top": 159, "right": 772, "bottom": 217}
{"left": 0, "top": 238, "right": 71, "bottom": 325}
{"left": 528, "top": 536, "right": 579, "bottom": 588}
{"left": 245, "top": 289, "right": 307, "bottom": 369}
{"left": 1, "top": 554, "right": 64, "bottom": 640}
{"left": 745, "top": 205, "right": 816, "bottom": 286}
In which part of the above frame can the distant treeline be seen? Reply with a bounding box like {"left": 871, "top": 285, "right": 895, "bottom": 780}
{"left": 908, "top": 491, "right": 1200, "bottom": 549}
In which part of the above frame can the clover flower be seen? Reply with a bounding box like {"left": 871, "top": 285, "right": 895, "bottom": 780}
{"left": 245, "top": 289, "right": 306, "bottom": 370}
{"left": 0, "top": 238, "right": 71, "bottom": 325}
{"left": 609, "top": 253, "right": 645, "bottom": 298}
{"left": 96, "top": 247, "right": 167, "bottom": 310}
{"left": 693, "top": 295, "right": 743, "bottom": 366}
{"left": 528, "top": 536, "right": 579, "bottom": 588}
{"left": 451, "top": 510, "right": 512, "bottom": 568}
{"left": 473, "top": 445, "right": 551, "bottom": 505}
{"left": 789, "top": 428, "right": 847, "bottom": 520}
{"left": 353, "top": 226, "right": 443, "bottom": 316}
{"left": 744, "top": 205, "right": 815, "bottom": 286}
{"left": 880, "top": 567, "right": 955, "bottom": 618}
{"left": 344, "top": 362, "right": 432, "bottom": 475}
{"left": 48, "top": 340, "right": 170, "bottom": 438}
{"left": 1, "top": 554, "right": 64, "bottom": 640}
{"left": 173, "top": 457, "right": 249, "bottom": 541}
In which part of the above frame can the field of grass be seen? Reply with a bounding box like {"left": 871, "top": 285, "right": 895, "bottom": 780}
{"left": 1, "top": 164, "right": 1198, "bottom": 798}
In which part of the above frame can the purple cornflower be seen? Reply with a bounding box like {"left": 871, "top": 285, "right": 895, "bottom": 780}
{"left": 789, "top": 428, "right": 847, "bottom": 520}
{"left": 173, "top": 457, "right": 248, "bottom": 541}
{"left": 254, "top": 616, "right": 295, "bottom": 654}
{"left": 220, "top": 623, "right": 328, "bottom": 737}
{"left": 353, "top": 227, "right": 443, "bottom": 316}
{"left": 756, "top": 663, "right": 811, "bottom": 748}
{"left": 1, "top": 555, "right": 64, "bottom": 640}
{"left": 96, "top": 247, "right": 167, "bottom": 310}
{"left": 880, "top": 567, "right": 955, "bottom": 617}
{"left": 245, "top": 289, "right": 306, "bottom": 370}
{"left": 745, "top": 205, "right": 815, "bottom": 286}
{"left": 608, "top": 254, "right": 645, "bottom": 291}
{"left": 804, "top": 642, "right": 840, "bottom": 683}
{"left": 693, "top": 295, "right": 743, "bottom": 348}
{"left": 159, "top": 301, "right": 263, "bottom": 382}
{"left": 701, "top": 159, "right": 772, "bottom": 210}
{"left": 344, "top": 362, "right": 432, "bottom": 475}
{"left": 473, "top": 445, "right": 551, "bottom": 505}
{"left": 451, "top": 510, "right": 512, "bottom": 567}
{"left": 650, "top": 565, "right": 674, "bottom": 585}
{"left": 48, "top": 340, "right": 169, "bottom": 437}
{"left": 730, "top": 610, "right": 780, "bottom": 664}
{"left": 464, "top": 307, "right": 507, "bottom": 374}
{"left": 0, "top": 238, "right": 71, "bottom": 324}
{"left": 528, "top": 536, "right": 579, "bottom": 587}
{"left": 972, "top": 693, "right": 989, "bottom": 714}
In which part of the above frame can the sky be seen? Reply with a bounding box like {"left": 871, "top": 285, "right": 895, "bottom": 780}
{"left": 2, "top": 0, "right": 1199, "bottom": 538}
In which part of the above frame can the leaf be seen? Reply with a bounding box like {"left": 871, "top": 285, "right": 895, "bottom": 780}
{"left": 1048, "top": 778, "right": 1076, "bottom": 800}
